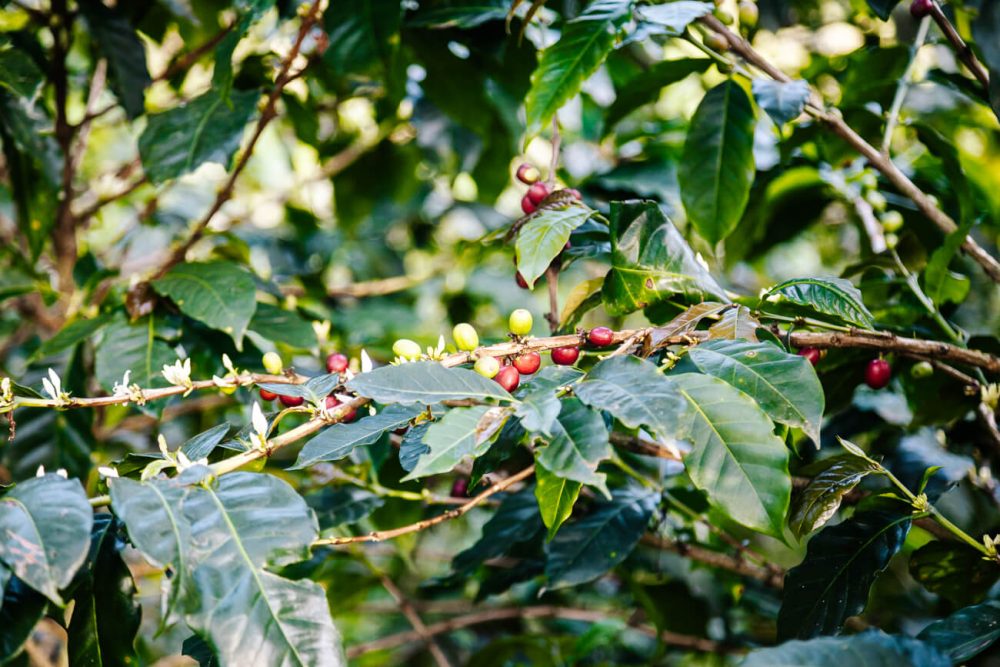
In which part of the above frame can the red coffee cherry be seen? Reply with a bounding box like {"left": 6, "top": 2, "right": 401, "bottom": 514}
{"left": 797, "top": 347, "right": 821, "bottom": 366}
{"left": 527, "top": 182, "right": 550, "bottom": 205}
{"left": 325, "top": 352, "right": 348, "bottom": 373}
{"left": 259, "top": 388, "right": 278, "bottom": 402}
{"left": 494, "top": 365, "right": 520, "bottom": 392}
{"left": 451, "top": 477, "right": 469, "bottom": 497}
{"left": 515, "top": 271, "right": 530, "bottom": 289}
{"left": 551, "top": 346, "right": 580, "bottom": 366}
{"left": 279, "top": 394, "right": 305, "bottom": 407}
{"left": 865, "top": 359, "right": 892, "bottom": 390}
{"left": 513, "top": 352, "right": 541, "bottom": 375}
{"left": 521, "top": 194, "right": 537, "bottom": 215}
{"left": 516, "top": 163, "right": 540, "bottom": 184}
{"left": 910, "top": 0, "right": 934, "bottom": 18}
{"left": 325, "top": 395, "right": 357, "bottom": 422}
{"left": 588, "top": 327, "right": 614, "bottom": 347}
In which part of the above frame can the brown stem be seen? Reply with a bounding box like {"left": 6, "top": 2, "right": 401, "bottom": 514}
{"left": 50, "top": 0, "right": 78, "bottom": 295}
{"left": 640, "top": 534, "right": 785, "bottom": 589}
{"left": 929, "top": 2, "right": 990, "bottom": 92}
{"left": 545, "top": 264, "right": 560, "bottom": 332}
{"left": 698, "top": 14, "right": 1000, "bottom": 284}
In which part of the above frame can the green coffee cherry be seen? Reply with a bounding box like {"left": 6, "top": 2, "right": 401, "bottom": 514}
{"left": 262, "top": 351, "right": 283, "bottom": 375}
{"left": 704, "top": 32, "right": 730, "bottom": 53}
{"left": 393, "top": 339, "right": 422, "bottom": 360}
{"left": 738, "top": 1, "right": 758, "bottom": 27}
{"left": 881, "top": 210, "right": 904, "bottom": 233}
{"left": 714, "top": 8, "right": 734, "bottom": 24}
{"left": 452, "top": 323, "right": 479, "bottom": 351}
{"left": 509, "top": 309, "right": 533, "bottom": 336}
{"left": 910, "top": 361, "right": 934, "bottom": 379}
{"left": 474, "top": 356, "right": 500, "bottom": 378}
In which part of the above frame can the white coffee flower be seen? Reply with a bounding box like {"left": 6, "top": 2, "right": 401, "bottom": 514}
{"left": 251, "top": 402, "right": 270, "bottom": 451}
{"left": 360, "top": 349, "right": 373, "bottom": 373}
{"left": 42, "top": 368, "right": 70, "bottom": 405}
{"left": 97, "top": 466, "right": 119, "bottom": 479}
{"left": 162, "top": 358, "right": 193, "bottom": 393}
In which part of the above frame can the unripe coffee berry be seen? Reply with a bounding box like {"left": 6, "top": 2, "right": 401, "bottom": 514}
{"left": 509, "top": 309, "right": 533, "bottom": 336}
{"left": 865, "top": 358, "right": 892, "bottom": 390}
{"left": 588, "top": 327, "right": 614, "bottom": 347}
{"left": 262, "top": 351, "right": 283, "bottom": 375}
{"left": 516, "top": 163, "right": 540, "bottom": 185}
{"left": 551, "top": 346, "right": 580, "bottom": 366}
{"left": 453, "top": 323, "right": 479, "bottom": 351}
{"left": 513, "top": 351, "right": 541, "bottom": 375}
{"left": 797, "top": 347, "right": 821, "bottom": 366}
{"left": 259, "top": 388, "right": 278, "bottom": 402}
{"left": 521, "top": 194, "right": 537, "bottom": 215}
{"left": 325, "top": 352, "right": 348, "bottom": 374}
{"left": 494, "top": 365, "right": 520, "bottom": 392}
{"left": 393, "top": 339, "right": 422, "bottom": 360}
{"left": 910, "top": 361, "right": 934, "bottom": 379}
{"left": 704, "top": 32, "right": 730, "bottom": 52}
{"left": 474, "top": 356, "right": 500, "bottom": 378}
{"left": 279, "top": 394, "right": 305, "bottom": 407}
{"left": 881, "top": 210, "right": 904, "bottom": 233}
{"left": 738, "top": 1, "right": 758, "bottom": 27}
{"left": 527, "top": 182, "right": 550, "bottom": 205}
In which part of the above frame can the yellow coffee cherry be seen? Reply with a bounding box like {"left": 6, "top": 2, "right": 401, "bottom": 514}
{"left": 508, "top": 309, "right": 533, "bottom": 336}
{"left": 393, "top": 339, "right": 423, "bottom": 360}
{"left": 262, "top": 351, "right": 283, "bottom": 375}
{"left": 474, "top": 356, "right": 500, "bottom": 378}
{"left": 452, "top": 323, "right": 479, "bottom": 351}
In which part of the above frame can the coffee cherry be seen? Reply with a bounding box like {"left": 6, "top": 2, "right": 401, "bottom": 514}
{"left": 714, "top": 8, "right": 734, "bottom": 24}
{"left": 325, "top": 395, "right": 357, "bottom": 422}
{"left": 797, "top": 347, "right": 821, "bottom": 366}
{"left": 393, "top": 338, "right": 422, "bottom": 361}
{"left": 567, "top": 188, "right": 582, "bottom": 200}
{"left": 452, "top": 323, "right": 479, "bottom": 351}
{"left": 259, "top": 388, "right": 278, "bottom": 402}
{"left": 910, "top": 0, "right": 934, "bottom": 18}
{"left": 910, "top": 361, "right": 934, "bottom": 379}
{"left": 279, "top": 394, "right": 305, "bottom": 407}
{"left": 865, "top": 358, "right": 892, "bottom": 390}
{"left": 451, "top": 477, "right": 469, "bottom": 497}
{"left": 551, "top": 346, "right": 580, "bottom": 366}
{"left": 521, "top": 194, "right": 537, "bottom": 215}
{"left": 515, "top": 271, "right": 530, "bottom": 289}
{"left": 881, "top": 210, "right": 904, "bottom": 233}
{"left": 220, "top": 383, "right": 238, "bottom": 395}
{"left": 509, "top": 309, "right": 533, "bottom": 336}
{"left": 474, "top": 356, "right": 500, "bottom": 378}
{"left": 513, "top": 351, "right": 541, "bottom": 375}
{"left": 527, "top": 182, "right": 550, "bottom": 205}
{"left": 588, "top": 327, "right": 614, "bottom": 347}
{"left": 704, "top": 32, "right": 730, "bottom": 52}
{"left": 325, "top": 352, "right": 349, "bottom": 374}
{"left": 262, "top": 351, "right": 283, "bottom": 375}
{"left": 738, "top": 1, "right": 758, "bottom": 27}
{"left": 495, "top": 365, "right": 520, "bottom": 392}
{"left": 516, "top": 163, "right": 540, "bottom": 185}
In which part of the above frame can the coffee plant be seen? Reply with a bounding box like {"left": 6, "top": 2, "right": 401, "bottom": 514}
{"left": 1, "top": 0, "right": 999, "bottom": 664}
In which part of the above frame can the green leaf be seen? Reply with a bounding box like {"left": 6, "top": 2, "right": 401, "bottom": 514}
{"left": 752, "top": 79, "right": 810, "bottom": 126}
{"left": 347, "top": 361, "right": 513, "bottom": 404}
{"left": 292, "top": 405, "right": 422, "bottom": 469}
{"left": 924, "top": 218, "right": 973, "bottom": 307}
{"left": 762, "top": 277, "right": 875, "bottom": 328}
{"left": 0, "top": 89, "right": 61, "bottom": 186}
{"left": 909, "top": 541, "right": 1000, "bottom": 607}
{"left": 323, "top": 0, "right": 402, "bottom": 83}
{"left": 544, "top": 486, "right": 657, "bottom": 589}
{"left": 180, "top": 423, "right": 232, "bottom": 460}
{"left": 515, "top": 389, "right": 562, "bottom": 436}
{"left": 403, "top": 406, "right": 508, "bottom": 480}
{"left": 0, "top": 576, "right": 48, "bottom": 662}
{"left": 789, "top": 455, "right": 880, "bottom": 538}
{"left": 744, "top": 630, "right": 949, "bottom": 666}
{"left": 973, "top": 2, "right": 1000, "bottom": 79}
{"left": 249, "top": 303, "right": 318, "bottom": 349}
{"left": 679, "top": 80, "right": 757, "bottom": 246}
{"left": 0, "top": 43, "right": 44, "bottom": 98}
{"left": 535, "top": 398, "right": 611, "bottom": 495}
{"left": 407, "top": 0, "right": 509, "bottom": 28}
{"left": 78, "top": 0, "right": 151, "bottom": 119}
{"left": 33, "top": 313, "right": 112, "bottom": 361}
{"left": 535, "top": 463, "right": 582, "bottom": 540}
{"left": 180, "top": 473, "right": 345, "bottom": 665}
{"left": 524, "top": 0, "right": 633, "bottom": 135}
{"left": 67, "top": 515, "right": 140, "bottom": 667}
{"left": 0, "top": 474, "right": 93, "bottom": 605}
{"left": 452, "top": 488, "right": 543, "bottom": 574}
{"left": 138, "top": 88, "right": 259, "bottom": 184}
{"left": 151, "top": 261, "right": 257, "bottom": 349}
{"left": 634, "top": 1, "right": 713, "bottom": 34}
{"left": 671, "top": 372, "right": 791, "bottom": 537}
{"left": 601, "top": 200, "right": 727, "bottom": 316}
{"left": 213, "top": 1, "right": 273, "bottom": 101}
{"left": 95, "top": 314, "right": 176, "bottom": 391}
{"left": 605, "top": 57, "right": 712, "bottom": 129}
{"left": 574, "top": 355, "right": 688, "bottom": 442}
{"left": 306, "top": 487, "right": 385, "bottom": 530}
{"left": 917, "top": 601, "right": 1000, "bottom": 663}
{"left": 706, "top": 304, "right": 759, "bottom": 341}
{"left": 778, "top": 502, "right": 911, "bottom": 640}
{"left": 515, "top": 205, "right": 594, "bottom": 288}
{"left": 688, "top": 339, "right": 825, "bottom": 445}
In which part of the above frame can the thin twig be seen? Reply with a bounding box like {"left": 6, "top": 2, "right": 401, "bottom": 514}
{"left": 545, "top": 264, "right": 560, "bottom": 332}
{"left": 640, "top": 534, "right": 785, "bottom": 589}
{"left": 929, "top": 1, "right": 990, "bottom": 93}
{"left": 882, "top": 16, "right": 931, "bottom": 155}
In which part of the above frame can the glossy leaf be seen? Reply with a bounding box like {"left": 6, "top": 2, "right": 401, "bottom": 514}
{"left": 180, "top": 423, "right": 232, "bottom": 461}
{"left": 138, "top": 88, "right": 258, "bottom": 184}
{"left": 32, "top": 313, "right": 112, "bottom": 361}
{"left": 407, "top": 0, "right": 508, "bottom": 28}
{"left": 452, "top": 488, "right": 544, "bottom": 574}
{"left": 679, "top": 80, "right": 757, "bottom": 246}
{"left": 249, "top": 303, "right": 318, "bottom": 349}
{"left": 0, "top": 473, "right": 92, "bottom": 605}
{"left": 399, "top": 422, "right": 431, "bottom": 472}
{"left": 347, "top": 361, "right": 513, "bottom": 404}
{"left": 535, "top": 463, "right": 582, "bottom": 540}
{"left": 706, "top": 304, "right": 759, "bottom": 341}
{"left": 515, "top": 388, "right": 562, "bottom": 436}
{"left": 307, "top": 487, "right": 385, "bottom": 530}
{"left": 671, "top": 372, "right": 791, "bottom": 537}
{"left": 744, "top": 630, "right": 949, "bottom": 666}
{"left": 515, "top": 205, "right": 594, "bottom": 288}
{"left": 778, "top": 502, "right": 911, "bottom": 639}
{"left": 790, "top": 455, "right": 880, "bottom": 537}
{"left": 752, "top": 79, "right": 810, "bottom": 126}
{"left": 0, "top": 576, "right": 48, "bottom": 662}
{"left": 152, "top": 261, "right": 257, "bottom": 349}
{"left": 403, "top": 406, "right": 508, "bottom": 480}
{"left": 688, "top": 339, "right": 825, "bottom": 445}
{"left": 762, "top": 277, "right": 875, "bottom": 328}
{"left": 95, "top": 314, "right": 176, "bottom": 391}
{"left": 544, "top": 486, "right": 658, "bottom": 589}
{"left": 524, "top": 0, "right": 633, "bottom": 135}
{"left": 79, "top": 0, "right": 151, "bottom": 119}
{"left": 909, "top": 541, "right": 1000, "bottom": 607}
{"left": 917, "top": 601, "right": 1000, "bottom": 663}
{"left": 0, "top": 45, "right": 44, "bottom": 98}
{"left": 535, "top": 398, "right": 611, "bottom": 495}
{"left": 292, "top": 404, "right": 422, "bottom": 469}
{"left": 259, "top": 373, "right": 341, "bottom": 404}
{"left": 601, "top": 200, "right": 727, "bottom": 316}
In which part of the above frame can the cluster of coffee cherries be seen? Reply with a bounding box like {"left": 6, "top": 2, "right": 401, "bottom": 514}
{"left": 257, "top": 351, "right": 358, "bottom": 421}
{"left": 514, "top": 163, "right": 581, "bottom": 215}
{"left": 797, "top": 346, "right": 895, "bottom": 390}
